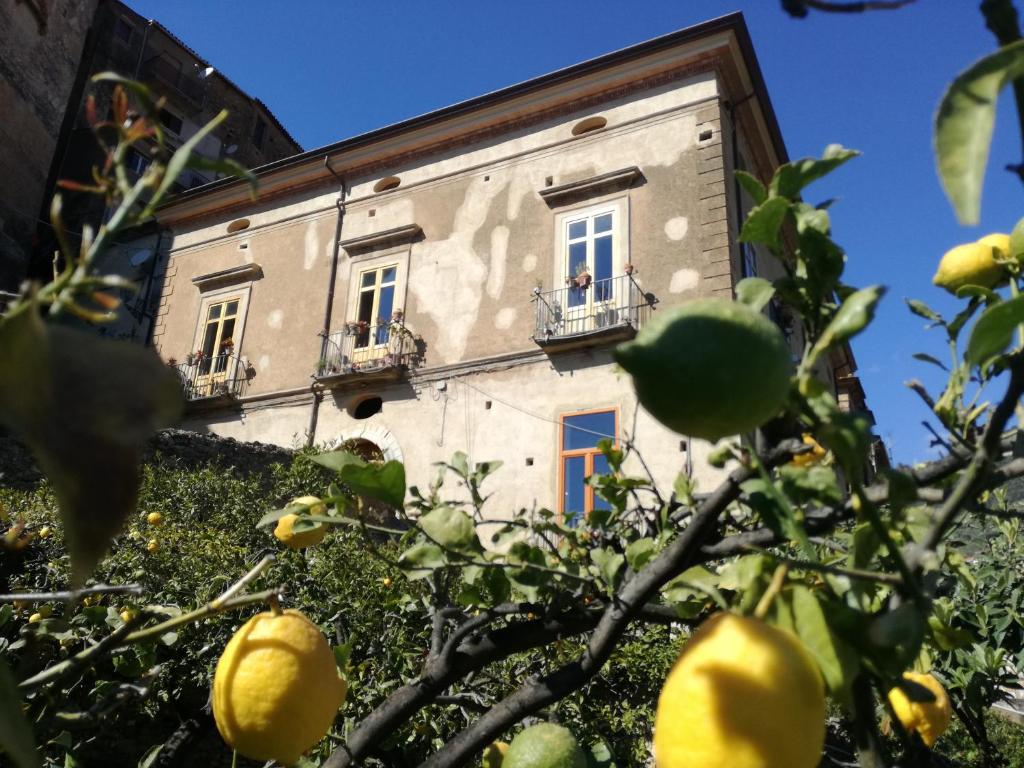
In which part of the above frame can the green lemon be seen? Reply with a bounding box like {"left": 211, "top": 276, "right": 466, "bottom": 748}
{"left": 503, "top": 723, "right": 585, "bottom": 768}
{"left": 614, "top": 298, "right": 792, "bottom": 441}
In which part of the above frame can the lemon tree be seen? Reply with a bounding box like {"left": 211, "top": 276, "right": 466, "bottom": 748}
{"left": 7, "top": 7, "right": 1024, "bottom": 766}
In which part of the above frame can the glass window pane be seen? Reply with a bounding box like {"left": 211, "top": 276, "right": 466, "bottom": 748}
{"left": 568, "top": 220, "right": 587, "bottom": 240}
{"left": 381, "top": 266, "right": 397, "bottom": 283}
{"left": 220, "top": 319, "right": 236, "bottom": 348}
{"left": 592, "top": 454, "right": 611, "bottom": 511}
{"left": 225, "top": 300, "right": 239, "bottom": 316}
{"left": 201, "top": 322, "right": 218, "bottom": 359}
{"left": 356, "top": 291, "right": 374, "bottom": 348}
{"left": 594, "top": 213, "right": 613, "bottom": 233}
{"left": 207, "top": 303, "right": 222, "bottom": 320}
{"left": 361, "top": 271, "right": 377, "bottom": 288}
{"left": 562, "top": 411, "right": 616, "bottom": 450}
{"left": 563, "top": 455, "right": 585, "bottom": 527}
{"left": 594, "top": 235, "right": 613, "bottom": 281}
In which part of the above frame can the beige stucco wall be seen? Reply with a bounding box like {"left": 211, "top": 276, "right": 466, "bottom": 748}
{"left": 150, "top": 64, "right": 749, "bottom": 515}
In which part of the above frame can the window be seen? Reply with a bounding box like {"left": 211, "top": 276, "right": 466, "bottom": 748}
{"left": 736, "top": 152, "right": 757, "bottom": 278}
{"left": 125, "top": 147, "right": 151, "bottom": 176}
{"left": 559, "top": 409, "right": 618, "bottom": 526}
{"left": 253, "top": 118, "right": 267, "bottom": 149}
{"left": 354, "top": 265, "right": 397, "bottom": 351}
{"left": 159, "top": 109, "right": 183, "bottom": 136}
{"left": 197, "top": 298, "right": 239, "bottom": 380}
{"left": 113, "top": 16, "right": 134, "bottom": 45}
{"left": 564, "top": 207, "right": 617, "bottom": 308}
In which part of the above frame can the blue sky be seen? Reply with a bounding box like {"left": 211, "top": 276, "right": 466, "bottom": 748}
{"left": 125, "top": 1, "right": 1024, "bottom": 465}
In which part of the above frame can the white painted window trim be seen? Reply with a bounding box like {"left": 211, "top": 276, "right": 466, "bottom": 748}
{"left": 551, "top": 196, "right": 630, "bottom": 289}
{"left": 189, "top": 282, "right": 254, "bottom": 364}
{"left": 341, "top": 245, "right": 410, "bottom": 329}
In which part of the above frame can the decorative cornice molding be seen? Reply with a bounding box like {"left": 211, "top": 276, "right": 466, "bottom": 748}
{"left": 538, "top": 166, "right": 645, "bottom": 207}
{"left": 339, "top": 224, "right": 423, "bottom": 255}
{"left": 191, "top": 263, "right": 263, "bottom": 292}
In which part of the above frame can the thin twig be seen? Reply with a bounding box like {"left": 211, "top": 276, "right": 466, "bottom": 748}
{"left": 0, "top": 584, "right": 144, "bottom": 603}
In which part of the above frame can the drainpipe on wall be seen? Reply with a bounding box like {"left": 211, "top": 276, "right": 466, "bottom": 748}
{"left": 306, "top": 157, "right": 347, "bottom": 448}
{"left": 139, "top": 226, "right": 166, "bottom": 346}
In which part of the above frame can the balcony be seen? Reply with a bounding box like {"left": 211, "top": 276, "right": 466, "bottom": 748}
{"left": 532, "top": 273, "right": 651, "bottom": 350}
{"left": 171, "top": 351, "right": 248, "bottom": 407}
{"left": 141, "top": 52, "right": 205, "bottom": 106}
{"left": 315, "top": 319, "right": 417, "bottom": 386}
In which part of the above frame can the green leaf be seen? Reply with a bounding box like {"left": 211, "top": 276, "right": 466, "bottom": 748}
{"left": 734, "top": 277, "right": 775, "bottom": 312}
{"left": 769, "top": 144, "right": 859, "bottom": 199}
{"left": 625, "top": 538, "right": 657, "bottom": 571}
{"left": 309, "top": 450, "right": 366, "bottom": 474}
{"left": 137, "top": 745, "right": 162, "bottom": 768}
{"left": 1010, "top": 216, "right": 1024, "bottom": 261}
{"left": 739, "top": 196, "right": 790, "bottom": 249}
{"left": 734, "top": 170, "right": 767, "bottom": 205}
{"left": 584, "top": 738, "right": 617, "bottom": 768}
{"left": 418, "top": 506, "right": 477, "bottom": 550}
{"left": 398, "top": 542, "right": 446, "bottom": 578}
{"left": 590, "top": 547, "right": 625, "bottom": 591}
{"left": 140, "top": 110, "right": 232, "bottom": 219}
{"left": 256, "top": 505, "right": 298, "bottom": 528}
{"left": 935, "top": 40, "right": 1024, "bottom": 224}
{"left": 812, "top": 285, "right": 886, "bottom": 359}
{"left": 911, "top": 352, "right": 947, "bottom": 371}
{"left": 0, "top": 657, "right": 39, "bottom": 768}
{"left": 340, "top": 460, "right": 406, "bottom": 509}
{"left": 906, "top": 299, "right": 941, "bottom": 324}
{"left": 965, "top": 294, "right": 1024, "bottom": 368}
{"left": 790, "top": 585, "right": 858, "bottom": 707}
{"left": 0, "top": 310, "right": 182, "bottom": 585}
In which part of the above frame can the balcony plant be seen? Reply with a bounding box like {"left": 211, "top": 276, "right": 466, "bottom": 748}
{"left": 574, "top": 262, "right": 592, "bottom": 289}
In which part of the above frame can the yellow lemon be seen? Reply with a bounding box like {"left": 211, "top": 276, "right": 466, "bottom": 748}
{"left": 212, "top": 609, "right": 347, "bottom": 764}
{"left": 274, "top": 497, "right": 328, "bottom": 550}
{"left": 790, "top": 434, "right": 827, "bottom": 467}
{"left": 146, "top": 538, "right": 159, "bottom": 553}
{"left": 933, "top": 242, "right": 1005, "bottom": 293}
{"left": 504, "top": 723, "right": 585, "bottom": 768}
{"left": 887, "top": 672, "right": 951, "bottom": 748}
{"left": 146, "top": 512, "right": 163, "bottom": 526}
{"left": 382, "top": 576, "right": 393, "bottom": 588}
{"left": 120, "top": 609, "right": 137, "bottom": 624}
{"left": 483, "top": 740, "right": 510, "bottom": 768}
{"left": 615, "top": 299, "right": 792, "bottom": 441}
{"left": 28, "top": 612, "right": 43, "bottom": 624}
{"left": 978, "top": 232, "right": 1011, "bottom": 260}
{"left": 654, "top": 612, "right": 825, "bottom": 768}
{"left": 38, "top": 526, "right": 52, "bottom": 539}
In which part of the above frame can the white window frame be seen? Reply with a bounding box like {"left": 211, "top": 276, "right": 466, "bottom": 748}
{"left": 189, "top": 282, "right": 253, "bottom": 369}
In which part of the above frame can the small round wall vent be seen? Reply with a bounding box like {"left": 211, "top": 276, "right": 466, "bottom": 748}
{"left": 227, "top": 218, "right": 250, "bottom": 234}
{"left": 373, "top": 176, "right": 401, "bottom": 193}
{"left": 349, "top": 395, "right": 383, "bottom": 419}
{"left": 571, "top": 116, "right": 607, "bottom": 136}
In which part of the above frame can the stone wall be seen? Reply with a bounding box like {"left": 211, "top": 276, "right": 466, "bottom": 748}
{"left": 0, "top": 428, "right": 294, "bottom": 490}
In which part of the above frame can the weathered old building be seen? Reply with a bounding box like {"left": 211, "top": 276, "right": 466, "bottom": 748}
{"left": 129, "top": 13, "right": 878, "bottom": 520}
{"left": 0, "top": 0, "right": 301, "bottom": 301}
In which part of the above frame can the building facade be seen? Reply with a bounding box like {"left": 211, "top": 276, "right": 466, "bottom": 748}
{"left": 0, "top": 0, "right": 301, "bottom": 301}
{"left": 135, "top": 14, "right": 875, "bottom": 521}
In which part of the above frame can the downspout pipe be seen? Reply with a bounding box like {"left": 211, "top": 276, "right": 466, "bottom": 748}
{"left": 306, "top": 157, "right": 347, "bottom": 448}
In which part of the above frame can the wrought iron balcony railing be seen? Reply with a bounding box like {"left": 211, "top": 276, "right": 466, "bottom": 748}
{"left": 532, "top": 274, "right": 651, "bottom": 346}
{"left": 316, "top": 319, "right": 416, "bottom": 382}
{"left": 171, "top": 351, "right": 248, "bottom": 402}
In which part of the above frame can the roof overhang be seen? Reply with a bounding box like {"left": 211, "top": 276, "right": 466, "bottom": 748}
{"left": 156, "top": 12, "right": 786, "bottom": 228}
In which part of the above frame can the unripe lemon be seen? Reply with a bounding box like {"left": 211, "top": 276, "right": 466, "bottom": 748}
{"left": 654, "top": 612, "right": 825, "bottom": 768}
{"left": 790, "top": 434, "right": 827, "bottom": 467}
{"left": 887, "top": 672, "right": 951, "bottom": 747}
{"left": 146, "top": 512, "right": 163, "bottom": 526}
{"left": 504, "top": 723, "right": 585, "bottom": 768}
{"left": 38, "top": 526, "right": 52, "bottom": 539}
{"left": 483, "top": 740, "right": 510, "bottom": 768}
{"left": 146, "top": 539, "right": 159, "bottom": 553}
{"left": 212, "top": 609, "right": 347, "bottom": 764}
{"left": 615, "top": 299, "right": 792, "bottom": 441}
{"left": 274, "top": 497, "right": 328, "bottom": 549}
{"left": 38, "top": 605, "right": 52, "bottom": 619}
{"left": 933, "top": 242, "right": 1005, "bottom": 293}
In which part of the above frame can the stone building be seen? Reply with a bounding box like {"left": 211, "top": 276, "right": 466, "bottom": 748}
{"left": 133, "top": 13, "right": 878, "bottom": 521}
{"left": 0, "top": 0, "right": 301, "bottom": 300}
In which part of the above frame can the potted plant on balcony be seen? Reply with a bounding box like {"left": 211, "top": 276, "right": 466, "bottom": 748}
{"left": 574, "top": 262, "right": 592, "bottom": 289}
{"left": 624, "top": 262, "right": 635, "bottom": 276}
{"left": 344, "top": 321, "right": 360, "bottom": 336}
{"left": 392, "top": 308, "right": 404, "bottom": 323}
